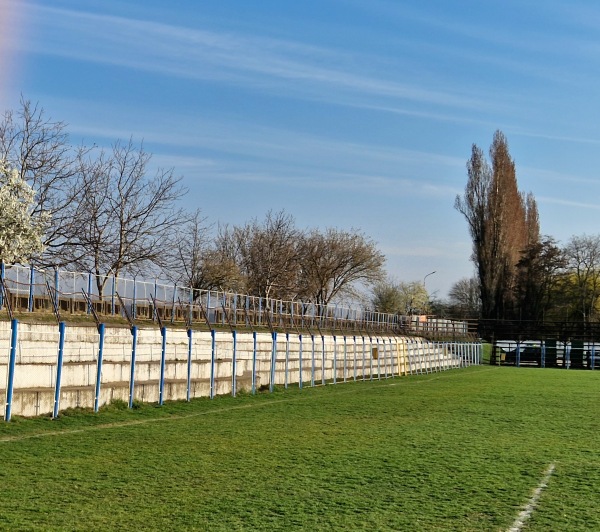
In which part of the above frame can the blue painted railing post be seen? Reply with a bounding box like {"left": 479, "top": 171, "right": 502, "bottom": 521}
{"left": 270, "top": 331, "right": 277, "bottom": 393}
{"left": 516, "top": 341, "right": 521, "bottom": 367}
{"left": 362, "top": 336, "right": 367, "bottom": 381}
{"left": 343, "top": 336, "right": 347, "bottom": 383}
{"left": 28, "top": 264, "right": 34, "bottom": 312}
{"left": 333, "top": 336, "right": 337, "bottom": 385}
{"left": 298, "top": 334, "right": 303, "bottom": 389}
{"left": 128, "top": 326, "right": 138, "bottom": 409}
{"left": 591, "top": 344, "right": 596, "bottom": 370}
{"left": 252, "top": 331, "right": 257, "bottom": 394}
{"left": 93, "top": 323, "right": 105, "bottom": 413}
{"left": 186, "top": 329, "right": 193, "bottom": 401}
{"left": 285, "top": 332, "right": 290, "bottom": 389}
{"left": 232, "top": 330, "right": 237, "bottom": 397}
{"left": 210, "top": 329, "right": 216, "bottom": 399}
{"left": 4, "top": 319, "right": 18, "bottom": 421}
{"left": 385, "top": 338, "right": 389, "bottom": 377}
{"left": 370, "top": 337, "right": 374, "bottom": 381}
{"left": 376, "top": 338, "right": 381, "bottom": 380}
{"left": 159, "top": 326, "right": 167, "bottom": 405}
{"left": 52, "top": 321, "right": 66, "bottom": 418}
{"left": 414, "top": 339, "right": 419, "bottom": 374}
{"left": 353, "top": 335, "right": 358, "bottom": 381}
{"left": 321, "top": 335, "right": 326, "bottom": 385}
{"left": 311, "top": 334, "right": 315, "bottom": 387}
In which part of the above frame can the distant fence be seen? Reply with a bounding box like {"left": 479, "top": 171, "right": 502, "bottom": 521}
{"left": 0, "top": 264, "right": 474, "bottom": 337}
{"left": 480, "top": 318, "right": 600, "bottom": 369}
{"left": 0, "top": 320, "right": 482, "bottom": 420}
{"left": 492, "top": 339, "right": 600, "bottom": 369}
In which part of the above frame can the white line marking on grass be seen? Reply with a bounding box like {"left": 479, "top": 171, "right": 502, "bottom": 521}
{"left": 507, "top": 463, "right": 555, "bottom": 532}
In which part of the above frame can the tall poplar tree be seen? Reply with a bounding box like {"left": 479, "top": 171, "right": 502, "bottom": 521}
{"left": 455, "top": 131, "right": 539, "bottom": 320}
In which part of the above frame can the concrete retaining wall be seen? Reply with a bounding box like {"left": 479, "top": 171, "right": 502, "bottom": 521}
{"left": 0, "top": 322, "right": 477, "bottom": 418}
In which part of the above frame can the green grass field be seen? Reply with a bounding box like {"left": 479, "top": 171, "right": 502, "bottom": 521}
{"left": 1, "top": 366, "right": 599, "bottom": 531}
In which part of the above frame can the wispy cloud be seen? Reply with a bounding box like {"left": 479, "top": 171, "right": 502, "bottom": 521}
{"left": 20, "top": 3, "right": 499, "bottom": 115}
{"left": 50, "top": 95, "right": 463, "bottom": 172}
{"left": 509, "top": 128, "right": 600, "bottom": 147}
{"left": 537, "top": 196, "right": 600, "bottom": 210}
{"left": 519, "top": 165, "right": 600, "bottom": 186}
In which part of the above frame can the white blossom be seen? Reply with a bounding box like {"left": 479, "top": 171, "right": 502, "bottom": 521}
{"left": 0, "top": 160, "right": 50, "bottom": 264}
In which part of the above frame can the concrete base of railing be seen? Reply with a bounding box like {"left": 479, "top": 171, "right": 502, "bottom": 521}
{"left": 0, "top": 321, "right": 477, "bottom": 418}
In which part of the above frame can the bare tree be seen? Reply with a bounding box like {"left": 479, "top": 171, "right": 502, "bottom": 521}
{"left": 0, "top": 97, "right": 84, "bottom": 265}
{"left": 71, "top": 139, "right": 187, "bottom": 295}
{"left": 447, "top": 277, "right": 481, "bottom": 319}
{"left": 166, "top": 212, "right": 245, "bottom": 294}
{"left": 216, "top": 210, "right": 301, "bottom": 300}
{"left": 562, "top": 234, "right": 600, "bottom": 322}
{"left": 455, "top": 131, "right": 538, "bottom": 320}
{"left": 298, "top": 228, "right": 385, "bottom": 307}
{"left": 164, "top": 209, "right": 210, "bottom": 286}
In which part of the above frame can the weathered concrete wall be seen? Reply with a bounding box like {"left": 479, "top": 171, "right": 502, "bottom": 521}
{"left": 0, "top": 322, "right": 472, "bottom": 418}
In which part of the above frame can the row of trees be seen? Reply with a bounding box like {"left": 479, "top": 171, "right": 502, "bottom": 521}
{"left": 167, "top": 210, "right": 386, "bottom": 306}
{"left": 0, "top": 98, "right": 386, "bottom": 307}
{"left": 452, "top": 130, "right": 600, "bottom": 324}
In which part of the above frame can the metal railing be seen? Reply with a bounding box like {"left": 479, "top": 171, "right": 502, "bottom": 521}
{"left": 0, "top": 263, "right": 471, "bottom": 336}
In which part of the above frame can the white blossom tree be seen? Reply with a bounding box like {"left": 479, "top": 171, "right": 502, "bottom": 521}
{"left": 0, "top": 160, "right": 49, "bottom": 264}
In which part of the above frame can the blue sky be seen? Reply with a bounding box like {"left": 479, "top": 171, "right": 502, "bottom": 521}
{"left": 2, "top": 0, "right": 600, "bottom": 299}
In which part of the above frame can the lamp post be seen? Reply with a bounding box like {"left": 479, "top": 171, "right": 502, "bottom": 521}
{"left": 423, "top": 271, "right": 436, "bottom": 288}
